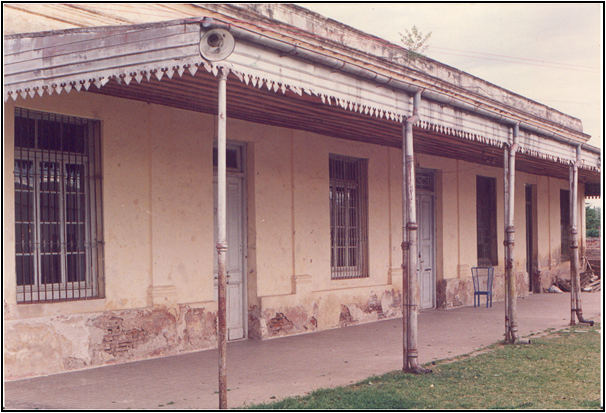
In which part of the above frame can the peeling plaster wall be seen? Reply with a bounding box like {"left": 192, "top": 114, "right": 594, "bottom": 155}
{"left": 3, "top": 92, "right": 221, "bottom": 379}
{"left": 3, "top": 89, "right": 585, "bottom": 379}
{"left": 3, "top": 305, "right": 217, "bottom": 380}
{"left": 249, "top": 287, "right": 403, "bottom": 340}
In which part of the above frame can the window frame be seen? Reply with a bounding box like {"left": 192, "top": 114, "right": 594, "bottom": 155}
{"left": 560, "top": 189, "right": 571, "bottom": 261}
{"left": 329, "top": 154, "right": 369, "bottom": 280}
{"left": 14, "top": 108, "right": 103, "bottom": 303}
{"left": 476, "top": 175, "right": 498, "bottom": 267}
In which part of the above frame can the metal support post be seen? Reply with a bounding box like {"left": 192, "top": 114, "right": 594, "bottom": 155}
{"left": 216, "top": 65, "right": 229, "bottom": 409}
{"left": 503, "top": 146, "right": 510, "bottom": 343}
{"left": 569, "top": 165, "right": 577, "bottom": 325}
{"left": 402, "top": 91, "right": 430, "bottom": 374}
{"left": 504, "top": 124, "right": 519, "bottom": 343}
{"left": 569, "top": 145, "right": 594, "bottom": 326}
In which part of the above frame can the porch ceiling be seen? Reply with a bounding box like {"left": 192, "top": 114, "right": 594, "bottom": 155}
{"left": 86, "top": 68, "right": 598, "bottom": 185}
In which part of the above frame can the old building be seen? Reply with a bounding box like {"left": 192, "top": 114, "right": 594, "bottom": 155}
{"left": 3, "top": 4, "right": 601, "bottom": 379}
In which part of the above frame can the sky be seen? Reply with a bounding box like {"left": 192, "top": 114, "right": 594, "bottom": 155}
{"left": 297, "top": 3, "right": 603, "bottom": 150}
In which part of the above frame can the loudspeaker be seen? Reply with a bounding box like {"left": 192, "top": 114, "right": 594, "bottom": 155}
{"left": 199, "top": 29, "right": 236, "bottom": 62}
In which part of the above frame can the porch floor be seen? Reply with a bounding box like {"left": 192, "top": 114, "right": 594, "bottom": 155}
{"left": 3, "top": 292, "right": 601, "bottom": 410}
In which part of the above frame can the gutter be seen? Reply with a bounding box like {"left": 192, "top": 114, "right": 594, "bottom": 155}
{"left": 201, "top": 17, "right": 593, "bottom": 150}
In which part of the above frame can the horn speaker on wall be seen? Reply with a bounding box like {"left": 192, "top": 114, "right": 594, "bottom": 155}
{"left": 199, "top": 29, "right": 236, "bottom": 61}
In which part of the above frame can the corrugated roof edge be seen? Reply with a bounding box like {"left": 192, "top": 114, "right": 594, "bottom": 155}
{"left": 207, "top": 3, "right": 589, "bottom": 138}
{"left": 4, "top": 12, "right": 598, "bottom": 151}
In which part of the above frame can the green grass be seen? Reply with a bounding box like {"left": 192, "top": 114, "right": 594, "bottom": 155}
{"left": 246, "top": 323, "right": 602, "bottom": 410}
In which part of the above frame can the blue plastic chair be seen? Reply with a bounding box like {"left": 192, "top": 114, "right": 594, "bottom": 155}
{"left": 471, "top": 267, "right": 494, "bottom": 308}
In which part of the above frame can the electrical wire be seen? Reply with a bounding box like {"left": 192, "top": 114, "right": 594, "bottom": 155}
{"left": 12, "top": 4, "right": 599, "bottom": 75}
{"left": 430, "top": 46, "right": 596, "bottom": 70}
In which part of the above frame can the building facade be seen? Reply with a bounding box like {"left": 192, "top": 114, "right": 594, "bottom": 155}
{"left": 3, "top": 4, "right": 601, "bottom": 379}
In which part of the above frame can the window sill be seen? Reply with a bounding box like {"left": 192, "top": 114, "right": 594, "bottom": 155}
{"left": 6, "top": 298, "right": 107, "bottom": 321}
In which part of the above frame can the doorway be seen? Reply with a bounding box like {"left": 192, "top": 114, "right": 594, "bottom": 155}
{"left": 525, "top": 185, "right": 536, "bottom": 292}
{"left": 213, "top": 143, "right": 246, "bottom": 340}
{"left": 416, "top": 168, "right": 436, "bottom": 309}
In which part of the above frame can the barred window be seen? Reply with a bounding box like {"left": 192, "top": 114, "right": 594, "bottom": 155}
{"left": 476, "top": 175, "right": 498, "bottom": 266}
{"left": 14, "top": 108, "right": 103, "bottom": 303}
{"left": 560, "top": 189, "right": 570, "bottom": 261}
{"left": 329, "top": 154, "right": 369, "bottom": 279}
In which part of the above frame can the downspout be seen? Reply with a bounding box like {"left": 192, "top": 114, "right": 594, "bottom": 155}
{"left": 570, "top": 145, "right": 594, "bottom": 326}
{"left": 402, "top": 90, "right": 431, "bottom": 374}
{"left": 503, "top": 144, "right": 510, "bottom": 343}
{"left": 504, "top": 124, "right": 519, "bottom": 343}
{"left": 216, "top": 65, "right": 229, "bottom": 409}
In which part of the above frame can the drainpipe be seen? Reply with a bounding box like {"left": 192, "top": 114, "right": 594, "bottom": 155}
{"left": 402, "top": 90, "right": 431, "bottom": 374}
{"left": 503, "top": 144, "right": 510, "bottom": 343}
{"left": 216, "top": 65, "right": 229, "bottom": 409}
{"left": 570, "top": 145, "right": 594, "bottom": 326}
{"left": 504, "top": 124, "right": 519, "bottom": 343}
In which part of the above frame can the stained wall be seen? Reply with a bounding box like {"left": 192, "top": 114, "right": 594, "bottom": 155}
{"left": 3, "top": 90, "right": 584, "bottom": 378}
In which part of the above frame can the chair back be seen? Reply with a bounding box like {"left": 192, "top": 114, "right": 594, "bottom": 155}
{"left": 471, "top": 267, "right": 494, "bottom": 292}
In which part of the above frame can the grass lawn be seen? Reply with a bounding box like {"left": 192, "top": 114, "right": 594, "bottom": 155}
{"left": 246, "top": 323, "right": 602, "bottom": 410}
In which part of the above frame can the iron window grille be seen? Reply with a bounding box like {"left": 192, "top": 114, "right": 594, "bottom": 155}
{"left": 329, "top": 154, "right": 369, "bottom": 279}
{"left": 416, "top": 168, "right": 435, "bottom": 192}
{"left": 14, "top": 108, "right": 104, "bottom": 303}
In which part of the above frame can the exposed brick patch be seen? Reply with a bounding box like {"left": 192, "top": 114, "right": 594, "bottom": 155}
{"left": 305, "top": 317, "right": 317, "bottom": 330}
{"left": 339, "top": 305, "right": 356, "bottom": 327}
{"left": 586, "top": 237, "right": 601, "bottom": 270}
{"left": 180, "top": 305, "right": 217, "bottom": 350}
{"left": 6, "top": 305, "right": 216, "bottom": 379}
{"left": 386, "top": 289, "right": 402, "bottom": 312}
{"left": 586, "top": 237, "right": 600, "bottom": 250}
{"left": 247, "top": 305, "right": 263, "bottom": 340}
{"left": 89, "top": 306, "right": 217, "bottom": 364}
{"left": 135, "top": 308, "right": 177, "bottom": 336}
{"left": 268, "top": 313, "right": 294, "bottom": 335}
{"left": 101, "top": 316, "right": 147, "bottom": 357}
{"left": 257, "top": 305, "right": 317, "bottom": 338}
{"left": 365, "top": 294, "right": 384, "bottom": 318}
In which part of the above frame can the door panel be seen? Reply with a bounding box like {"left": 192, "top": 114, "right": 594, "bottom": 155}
{"left": 213, "top": 176, "right": 245, "bottom": 340}
{"left": 417, "top": 194, "right": 435, "bottom": 309}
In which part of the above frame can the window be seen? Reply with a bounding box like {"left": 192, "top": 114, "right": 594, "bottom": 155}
{"left": 329, "top": 154, "right": 368, "bottom": 279}
{"left": 416, "top": 168, "right": 435, "bottom": 191}
{"left": 212, "top": 144, "right": 243, "bottom": 172}
{"left": 476, "top": 176, "right": 498, "bottom": 266}
{"left": 560, "top": 189, "right": 570, "bottom": 261}
{"left": 14, "top": 108, "right": 103, "bottom": 303}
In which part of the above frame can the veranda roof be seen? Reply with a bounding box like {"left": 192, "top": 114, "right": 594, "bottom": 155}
{"left": 3, "top": 17, "right": 601, "bottom": 190}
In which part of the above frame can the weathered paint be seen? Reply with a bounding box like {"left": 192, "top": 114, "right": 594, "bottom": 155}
{"left": 2, "top": 4, "right": 589, "bottom": 137}
{"left": 216, "top": 66, "right": 229, "bottom": 409}
{"left": 3, "top": 90, "right": 589, "bottom": 379}
{"left": 3, "top": 304, "right": 217, "bottom": 380}
{"left": 249, "top": 287, "right": 403, "bottom": 340}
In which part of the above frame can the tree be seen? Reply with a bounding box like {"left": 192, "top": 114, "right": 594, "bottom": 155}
{"left": 400, "top": 26, "right": 432, "bottom": 63}
{"left": 585, "top": 204, "right": 601, "bottom": 238}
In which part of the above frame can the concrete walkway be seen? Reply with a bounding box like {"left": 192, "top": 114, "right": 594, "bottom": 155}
{"left": 3, "top": 292, "right": 601, "bottom": 410}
